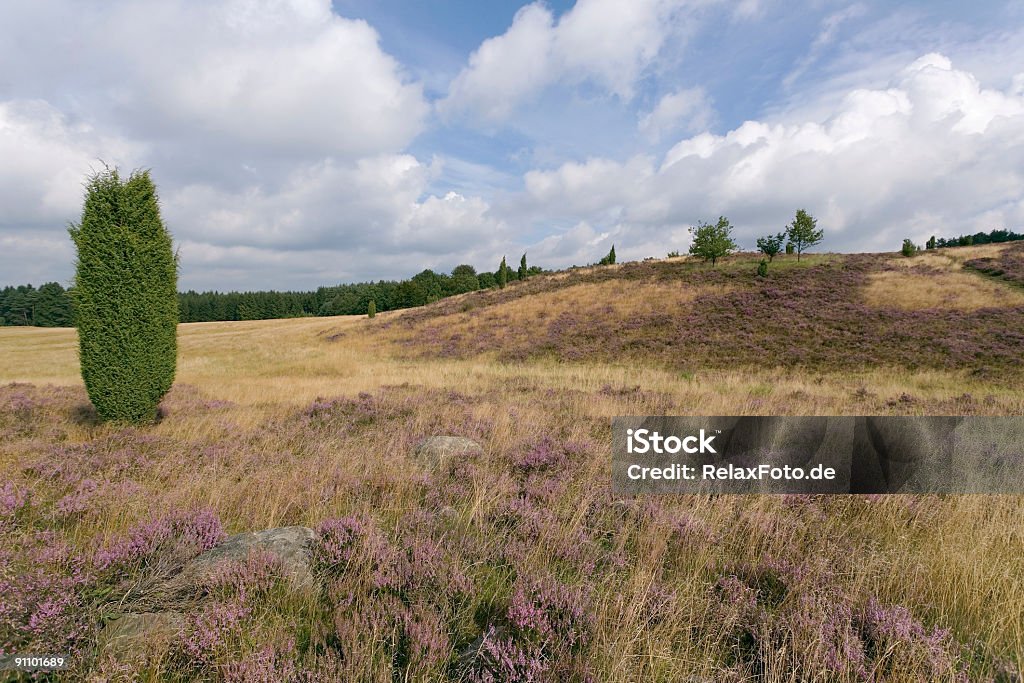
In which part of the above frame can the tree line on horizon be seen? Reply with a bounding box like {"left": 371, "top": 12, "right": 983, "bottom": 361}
{"left": 6, "top": 224, "right": 1022, "bottom": 328}
{"left": 1, "top": 258, "right": 545, "bottom": 327}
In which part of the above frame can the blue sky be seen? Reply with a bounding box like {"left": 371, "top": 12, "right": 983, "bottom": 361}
{"left": 2, "top": 0, "right": 1023, "bottom": 289}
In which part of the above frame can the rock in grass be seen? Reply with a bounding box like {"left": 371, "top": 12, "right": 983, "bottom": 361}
{"left": 99, "top": 611, "right": 185, "bottom": 661}
{"left": 414, "top": 436, "right": 483, "bottom": 468}
{"left": 171, "top": 525, "right": 317, "bottom": 590}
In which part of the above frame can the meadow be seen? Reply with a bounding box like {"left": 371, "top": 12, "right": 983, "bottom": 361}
{"left": 2, "top": 244, "right": 1024, "bottom": 681}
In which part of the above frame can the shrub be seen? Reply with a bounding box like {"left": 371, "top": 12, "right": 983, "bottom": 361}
{"left": 756, "top": 231, "right": 787, "bottom": 262}
{"left": 498, "top": 256, "right": 508, "bottom": 289}
{"left": 368, "top": 299, "right": 376, "bottom": 318}
{"left": 68, "top": 168, "right": 178, "bottom": 423}
{"left": 757, "top": 258, "right": 769, "bottom": 277}
{"left": 901, "top": 239, "right": 918, "bottom": 257}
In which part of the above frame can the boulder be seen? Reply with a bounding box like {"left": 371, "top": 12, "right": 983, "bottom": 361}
{"left": 170, "top": 525, "right": 317, "bottom": 590}
{"left": 414, "top": 436, "right": 483, "bottom": 468}
{"left": 98, "top": 611, "right": 185, "bottom": 661}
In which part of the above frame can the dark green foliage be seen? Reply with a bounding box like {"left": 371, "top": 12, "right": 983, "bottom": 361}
{"left": 926, "top": 236, "right": 936, "bottom": 250}
{"left": 518, "top": 253, "right": 528, "bottom": 280}
{"left": 786, "top": 209, "right": 823, "bottom": 261}
{"left": 786, "top": 243, "right": 795, "bottom": 255}
{"left": 688, "top": 217, "right": 738, "bottom": 266}
{"left": 757, "top": 258, "right": 769, "bottom": 277}
{"left": 934, "top": 229, "right": 1023, "bottom": 249}
{"left": 367, "top": 299, "right": 376, "bottom": 318}
{"left": 477, "top": 272, "right": 497, "bottom": 289}
{"left": 667, "top": 250, "right": 680, "bottom": 258}
{"left": 901, "top": 239, "right": 918, "bottom": 257}
{"left": 0, "top": 283, "right": 73, "bottom": 327}
{"left": 756, "top": 231, "right": 787, "bottom": 262}
{"left": 599, "top": 245, "right": 616, "bottom": 265}
{"left": 499, "top": 256, "right": 508, "bottom": 289}
{"left": 68, "top": 168, "right": 178, "bottom": 423}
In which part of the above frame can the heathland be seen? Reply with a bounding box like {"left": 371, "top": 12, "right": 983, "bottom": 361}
{"left": 2, "top": 243, "right": 1023, "bottom": 681}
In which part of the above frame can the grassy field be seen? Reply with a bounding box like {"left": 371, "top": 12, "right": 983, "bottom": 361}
{"left": 2, "top": 245, "right": 1023, "bottom": 681}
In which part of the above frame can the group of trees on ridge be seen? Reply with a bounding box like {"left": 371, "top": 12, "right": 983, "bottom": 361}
{"left": 686, "top": 209, "right": 825, "bottom": 269}
{"left": 7, "top": 220, "right": 1022, "bottom": 328}
{"left": 902, "top": 228, "right": 1024, "bottom": 256}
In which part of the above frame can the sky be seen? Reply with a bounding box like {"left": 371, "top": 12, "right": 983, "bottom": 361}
{"left": 2, "top": 0, "right": 1023, "bottom": 291}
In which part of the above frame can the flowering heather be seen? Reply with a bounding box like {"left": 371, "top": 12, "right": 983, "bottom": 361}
{"left": 1, "top": 255, "right": 1022, "bottom": 681}
{"left": 222, "top": 641, "right": 297, "bottom": 683}
{"left": 0, "top": 531, "right": 94, "bottom": 657}
{"left": 964, "top": 242, "right": 1024, "bottom": 287}
{"left": 200, "top": 549, "right": 284, "bottom": 599}
{"left": 0, "top": 481, "right": 29, "bottom": 521}
{"left": 506, "top": 574, "right": 594, "bottom": 650}
{"left": 469, "top": 627, "right": 547, "bottom": 683}
{"left": 387, "top": 254, "right": 1024, "bottom": 374}
{"left": 314, "top": 515, "right": 368, "bottom": 569}
{"left": 180, "top": 597, "right": 251, "bottom": 664}
{"left": 93, "top": 508, "right": 225, "bottom": 571}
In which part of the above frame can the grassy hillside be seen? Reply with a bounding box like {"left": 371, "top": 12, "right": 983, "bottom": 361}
{"left": 1, "top": 244, "right": 1023, "bottom": 681}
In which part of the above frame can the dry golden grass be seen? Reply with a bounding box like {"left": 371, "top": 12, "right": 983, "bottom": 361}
{"left": 2, "top": 262, "right": 1023, "bottom": 680}
{"left": 862, "top": 269, "right": 1024, "bottom": 310}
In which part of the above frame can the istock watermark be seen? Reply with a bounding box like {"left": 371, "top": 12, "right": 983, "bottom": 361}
{"left": 612, "top": 416, "right": 1024, "bottom": 494}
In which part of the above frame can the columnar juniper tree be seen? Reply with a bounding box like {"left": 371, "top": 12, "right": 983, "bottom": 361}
{"left": 498, "top": 256, "right": 508, "bottom": 289}
{"left": 69, "top": 168, "right": 178, "bottom": 423}
{"left": 518, "top": 253, "right": 528, "bottom": 280}
{"left": 599, "top": 245, "right": 616, "bottom": 265}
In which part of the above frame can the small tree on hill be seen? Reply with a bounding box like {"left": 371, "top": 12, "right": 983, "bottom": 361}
{"left": 786, "top": 209, "right": 823, "bottom": 261}
{"left": 367, "top": 299, "right": 376, "bottom": 318}
{"left": 926, "top": 235, "right": 936, "bottom": 250}
{"left": 756, "top": 231, "right": 787, "bottom": 262}
{"left": 599, "top": 245, "right": 616, "bottom": 265}
{"left": 498, "top": 256, "right": 507, "bottom": 289}
{"left": 901, "top": 239, "right": 918, "bottom": 257}
{"left": 518, "top": 253, "right": 528, "bottom": 280}
{"left": 68, "top": 167, "right": 178, "bottom": 423}
{"left": 688, "top": 216, "right": 737, "bottom": 266}
{"left": 757, "top": 258, "right": 769, "bottom": 277}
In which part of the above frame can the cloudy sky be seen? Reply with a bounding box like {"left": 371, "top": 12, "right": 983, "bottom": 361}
{"left": 2, "top": 0, "right": 1023, "bottom": 290}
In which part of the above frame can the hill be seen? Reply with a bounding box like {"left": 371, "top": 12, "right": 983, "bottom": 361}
{"left": 1, "top": 244, "right": 1022, "bottom": 681}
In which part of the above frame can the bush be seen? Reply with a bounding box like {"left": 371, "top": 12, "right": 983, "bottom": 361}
{"left": 367, "top": 299, "right": 376, "bottom": 318}
{"left": 901, "top": 239, "right": 918, "bottom": 257}
{"left": 68, "top": 168, "right": 178, "bottom": 423}
{"left": 757, "top": 259, "right": 769, "bottom": 277}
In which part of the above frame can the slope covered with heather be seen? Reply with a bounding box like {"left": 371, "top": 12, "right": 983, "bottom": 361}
{"left": 381, "top": 244, "right": 1024, "bottom": 376}
{"left": 1, "top": 244, "right": 1023, "bottom": 681}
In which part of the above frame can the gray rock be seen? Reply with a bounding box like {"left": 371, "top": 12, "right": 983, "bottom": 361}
{"left": 99, "top": 611, "right": 185, "bottom": 661}
{"left": 171, "top": 525, "right": 317, "bottom": 590}
{"left": 414, "top": 436, "right": 483, "bottom": 468}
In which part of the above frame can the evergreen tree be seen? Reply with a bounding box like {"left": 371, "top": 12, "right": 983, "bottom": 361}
{"left": 599, "top": 245, "right": 617, "bottom": 265}
{"left": 367, "top": 299, "right": 376, "bottom": 318}
{"left": 518, "top": 253, "right": 528, "bottom": 280}
{"left": 499, "top": 256, "right": 507, "bottom": 289}
{"left": 926, "top": 235, "right": 936, "bottom": 250}
{"left": 757, "top": 258, "right": 769, "bottom": 277}
{"left": 68, "top": 168, "right": 178, "bottom": 423}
